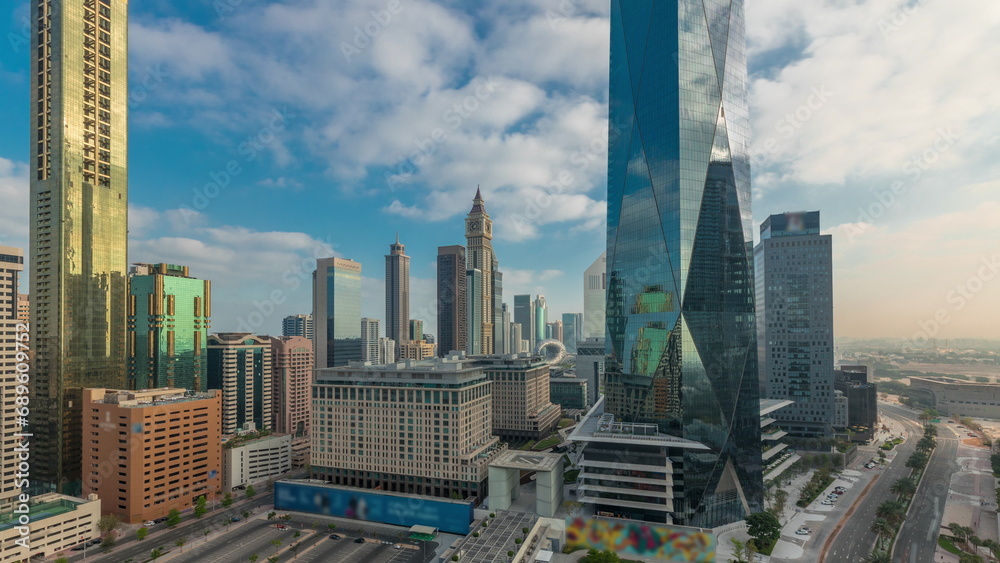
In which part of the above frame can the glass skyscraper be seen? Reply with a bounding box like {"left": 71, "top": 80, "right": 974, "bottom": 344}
{"left": 29, "top": 0, "right": 130, "bottom": 495}
{"left": 603, "top": 0, "right": 762, "bottom": 527}
{"left": 128, "top": 263, "right": 211, "bottom": 391}
{"left": 313, "top": 257, "right": 362, "bottom": 368}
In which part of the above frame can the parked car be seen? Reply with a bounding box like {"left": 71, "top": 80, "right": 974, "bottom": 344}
{"left": 275, "top": 524, "right": 286, "bottom": 529}
{"left": 329, "top": 534, "right": 340, "bottom": 540}
{"left": 821, "top": 500, "right": 834, "bottom": 505}
{"left": 831, "top": 490, "right": 845, "bottom": 495}
{"left": 354, "top": 538, "right": 365, "bottom": 544}
{"left": 144, "top": 521, "right": 155, "bottom": 527}
{"left": 154, "top": 517, "right": 168, "bottom": 524}
{"left": 231, "top": 517, "right": 241, "bottom": 522}
{"left": 795, "top": 528, "right": 810, "bottom": 535}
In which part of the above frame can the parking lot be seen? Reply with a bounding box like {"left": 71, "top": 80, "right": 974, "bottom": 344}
{"left": 296, "top": 537, "right": 420, "bottom": 563}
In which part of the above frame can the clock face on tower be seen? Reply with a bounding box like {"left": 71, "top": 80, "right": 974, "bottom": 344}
{"left": 469, "top": 220, "right": 481, "bottom": 231}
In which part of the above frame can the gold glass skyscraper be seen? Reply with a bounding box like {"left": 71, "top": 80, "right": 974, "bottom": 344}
{"left": 29, "top": 0, "right": 129, "bottom": 495}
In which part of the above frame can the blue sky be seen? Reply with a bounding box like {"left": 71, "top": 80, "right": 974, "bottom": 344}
{"left": 1, "top": 0, "right": 998, "bottom": 341}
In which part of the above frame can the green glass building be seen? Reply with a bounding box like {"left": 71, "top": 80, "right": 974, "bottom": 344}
{"left": 28, "top": 0, "right": 129, "bottom": 495}
{"left": 128, "top": 264, "right": 211, "bottom": 391}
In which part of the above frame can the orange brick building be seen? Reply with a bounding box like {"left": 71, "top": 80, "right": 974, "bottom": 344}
{"left": 82, "top": 388, "right": 222, "bottom": 524}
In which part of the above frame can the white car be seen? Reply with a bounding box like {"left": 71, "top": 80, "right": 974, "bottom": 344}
{"left": 144, "top": 521, "right": 155, "bottom": 527}
{"left": 795, "top": 528, "right": 810, "bottom": 535}
{"left": 821, "top": 500, "right": 835, "bottom": 505}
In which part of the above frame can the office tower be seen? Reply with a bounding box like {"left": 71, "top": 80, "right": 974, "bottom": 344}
{"left": 562, "top": 313, "right": 583, "bottom": 354}
{"left": 16, "top": 293, "right": 28, "bottom": 322}
{"left": 534, "top": 295, "right": 547, "bottom": 347}
{"left": 499, "top": 303, "right": 512, "bottom": 355}
{"left": 269, "top": 336, "right": 314, "bottom": 438}
{"left": 0, "top": 247, "right": 24, "bottom": 510}
{"left": 465, "top": 188, "right": 495, "bottom": 353}
{"left": 311, "top": 357, "right": 504, "bottom": 500}
{"left": 28, "top": 0, "right": 129, "bottom": 495}
{"left": 513, "top": 295, "right": 535, "bottom": 349}
{"left": 83, "top": 388, "right": 221, "bottom": 523}
{"left": 511, "top": 323, "right": 523, "bottom": 354}
{"left": 282, "top": 314, "right": 314, "bottom": 340}
{"left": 385, "top": 235, "right": 410, "bottom": 345}
{"left": 127, "top": 263, "right": 210, "bottom": 391}
{"left": 361, "top": 317, "right": 381, "bottom": 363}
{"left": 755, "top": 211, "right": 834, "bottom": 437}
{"left": 546, "top": 321, "right": 563, "bottom": 342}
{"left": 583, "top": 252, "right": 606, "bottom": 339}
{"left": 399, "top": 340, "right": 436, "bottom": 361}
{"left": 313, "top": 257, "right": 362, "bottom": 368}
{"left": 466, "top": 269, "right": 483, "bottom": 355}
{"left": 479, "top": 356, "right": 561, "bottom": 440}
{"left": 409, "top": 319, "right": 423, "bottom": 344}
{"left": 492, "top": 265, "right": 505, "bottom": 355}
{"left": 834, "top": 366, "right": 877, "bottom": 441}
{"left": 549, "top": 376, "right": 589, "bottom": 410}
{"left": 378, "top": 337, "right": 396, "bottom": 364}
{"left": 575, "top": 338, "right": 604, "bottom": 406}
{"left": 593, "top": 0, "right": 761, "bottom": 528}
{"left": 436, "top": 245, "right": 467, "bottom": 356}
{"left": 207, "top": 333, "right": 273, "bottom": 435}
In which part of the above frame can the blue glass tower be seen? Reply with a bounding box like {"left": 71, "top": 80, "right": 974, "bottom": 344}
{"left": 604, "top": 0, "right": 762, "bottom": 527}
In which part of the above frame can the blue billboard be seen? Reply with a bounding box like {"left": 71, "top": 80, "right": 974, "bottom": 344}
{"left": 273, "top": 481, "right": 473, "bottom": 535}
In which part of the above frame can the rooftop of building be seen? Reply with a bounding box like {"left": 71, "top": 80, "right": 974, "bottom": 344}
{"left": 222, "top": 429, "right": 289, "bottom": 449}
{"left": 489, "top": 450, "right": 562, "bottom": 472}
{"left": 760, "top": 399, "right": 795, "bottom": 417}
{"left": 910, "top": 375, "right": 1000, "bottom": 387}
{"left": 209, "top": 333, "right": 271, "bottom": 345}
{"left": 568, "top": 397, "right": 709, "bottom": 450}
{"left": 318, "top": 352, "right": 549, "bottom": 379}
{"left": 130, "top": 262, "right": 197, "bottom": 278}
{"left": 0, "top": 494, "right": 98, "bottom": 532}
{"left": 89, "top": 387, "right": 218, "bottom": 408}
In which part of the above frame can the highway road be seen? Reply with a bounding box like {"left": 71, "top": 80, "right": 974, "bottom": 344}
{"left": 891, "top": 404, "right": 961, "bottom": 563}
{"left": 824, "top": 407, "right": 924, "bottom": 562}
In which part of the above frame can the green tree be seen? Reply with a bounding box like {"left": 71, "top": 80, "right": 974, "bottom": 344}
{"left": 875, "top": 500, "right": 906, "bottom": 525}
{"left": 327, "top": 523, "right": 337, "bottom": 531}
{"left": 870, "top": 518, "right": 893, "bottom": 540}
{"left": 248, "top": 555, "right": 259, "bottom": 563}
{"left": 917, "top": 436, "right": 936, "bottom": 452}
{"left": 891, "top": 477, "right": 917, "bottom": 498}
{"left": 176, "top": 538, "right": 187, "bottom": 552}
{"left": 136, "top": 527, "right": 149, "bottom": 541}
{"left": 222, "top": 492, "right": 233, "bottom": 508}
{"left": 906, "top": 451, "right": 929, "bottom": 470}
{"left": 102, "top": 534, "right": 117, "bottom": 549}
{"left": 770, "top": 489, "right": 788, "bottom": 519}
{"left": 581, "top": 549, "right": 622, "bottom": 563}
{"left": 243, "top": 510, "right": 251, "bottom": 518}
{"left": 958, "top": 554, "right": 984, "bottom": 563}
{"left": 878, "top": 450, "right": 887, "bottom": 465}
{"left": 194, "top": 495, "right": 208, "bottom": 518}
{"left": 246, "top": 484, "right": 257, "bottom": 500}
{"left": 948, "top": 523, "right": 970, "bottom": 549}
{"left": 98, "top": 514, "right": 122, "bottom": 536}
{"left": 728, "top": 538, "right": 757, "bottom": 563}
{"left": 267, "top": 511, "right": 277, "bottom": 520}
{"left": 271, "top": 538, "right": 282, "bottom": 555}
{"left": 924, "top": 424, "right": 938, "bottom": 437}
{"left": 150, "top": 548, "right": 163, "bottom": 560}
{"left": 55, "top": 558, "right": 69, "bottom": 563}
{"left": 864, "top": 550, "right": 891, "bottom": 563}
{"left": 746, "top": 512, "right": 782, "bottom": 547}
{"left": 167, "top": 508, "right": 181, "bottom": 528}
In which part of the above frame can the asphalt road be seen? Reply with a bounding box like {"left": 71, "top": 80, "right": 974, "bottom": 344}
{"left": 63, "top": 492, "right": 275, "bottom": 563}
{"left": 892, "top": 405, "right": 961, "bottom": 563}
{"left": 168, "top": 520, "right": 311, "bottom": 563}
{"left": 824, "top": 408, "right": 924, "bottom": 562}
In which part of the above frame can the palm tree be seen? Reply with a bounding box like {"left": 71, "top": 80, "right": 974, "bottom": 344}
{"left": 970, "top": 535, "right": 985, "bottom": 555}
{"left": 917, "top": 436, "right": 936, "bottom": 452}
{"left": 271, "top": 539, "right": 282, "bottom": 555}
{"left": 982, "top": 539, "right": 1000, "bottom": 559}
{"left": 924, "top": 424, "right": 938, "bottom": 437}
{"left": 876, "top": 500, "right": 906, "bottom": 525}
{"left": 865, "top": 550, "right": 891, "bottom": 563}
{"left": 949, "top": 523, "right": 969, "bottom": 547}
{"left": 870, "top": 518, "right": 894, "bottom": 540}
{"left": 891, "top": 477, "right": 917, "bottom": 498}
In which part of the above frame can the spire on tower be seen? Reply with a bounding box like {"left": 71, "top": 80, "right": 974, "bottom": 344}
{"left": 470, "top": 186, "right": 486, "bottom": 213}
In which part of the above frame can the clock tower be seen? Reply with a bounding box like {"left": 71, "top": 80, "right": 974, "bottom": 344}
{"left": 465, "top": 187, "right": 495, "bottom": 354}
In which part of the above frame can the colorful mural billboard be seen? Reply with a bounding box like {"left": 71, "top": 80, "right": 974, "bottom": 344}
{"left": 565, "top": 517, "right": 716, "bottom": 561}
{"left": 274, "top": 481, "right": 473, "bottom": 535}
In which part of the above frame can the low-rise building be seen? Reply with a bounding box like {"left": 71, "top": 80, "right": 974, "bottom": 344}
{"left": 0, "top": 494, "right": 101, "bottom": 563}
{"left": 222, "top": 432, "right": 292, "bottom": 492}
{"left": 82, "top": 388, "right": 222, "bottom": 524}
{"left": 399, "top": 339, "right": 435, "bottom": 361}
{"left": 549, "top": 376, "right": 588, "bottom": 411}
{"left": 909, "top": 376, "right": 1000, "bottom": 419}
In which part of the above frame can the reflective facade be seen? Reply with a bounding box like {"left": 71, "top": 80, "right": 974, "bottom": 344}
{"left": 513, "top": 295, "right": 534, "bottom": 349}
{"left": 436, "top": 245, "right": 467, "bottom": 356}
{"left": 29, "top": 0, "right": 130, "bottom": 495}
{"left": 313, "top": 257, "right": 362, "bottom": 368}
{"left": 385, "top": 236, "right": 410, "bottom": 345}
{"left": 128, "top": 263, "right": 210, "bottom": 392}
{"left": 604, "top": 0, "right": 762, "bottom": 527}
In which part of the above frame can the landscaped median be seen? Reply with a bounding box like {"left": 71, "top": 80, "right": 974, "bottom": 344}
{"left": 868, "top": 423, "right": 938, "bottom": 562}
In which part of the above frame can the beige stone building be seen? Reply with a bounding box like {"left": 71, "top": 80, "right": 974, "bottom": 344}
{"left": 82, "top": 388, "right": 222, "bottom": 524}
{"left": 311, "top": 356, "right": 504, "bottom": 501}
{"left": 0, "top": 247, "right": 25, "bottom": 512}
{"left": 478, "top": 355, "right": 562, "bottom": 440}
{"left": 399, "top": 339, "right": 435, "bottom": 361}
{"left": 0, "top": 493, "right": 100, "bottom": 563}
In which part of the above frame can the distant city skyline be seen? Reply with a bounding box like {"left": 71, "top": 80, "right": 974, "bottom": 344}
{"left": 1, "top": 1, "right": 997, "bottom": 342}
